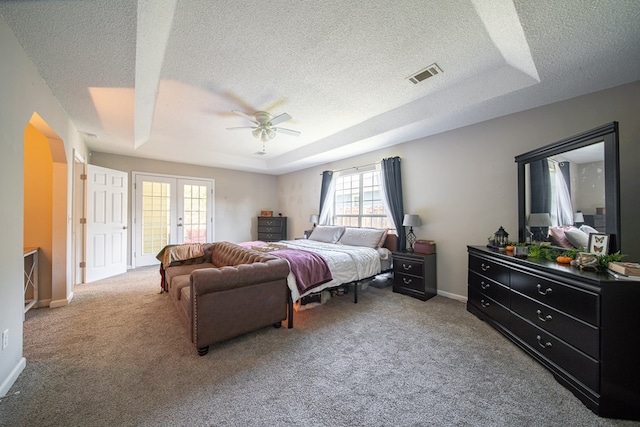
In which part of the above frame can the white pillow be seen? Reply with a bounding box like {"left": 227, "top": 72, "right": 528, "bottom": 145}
{"left": 338, "top": 227, "right": 387, "bottom": 248}
{"left": 564, "top": 228, "right": 589, "bottom": 249}
{"left": 308, "top": 225, "right": 345, "bottom": 243}
{"left": 580, "top": 224, "right": 599, "bottom": 235}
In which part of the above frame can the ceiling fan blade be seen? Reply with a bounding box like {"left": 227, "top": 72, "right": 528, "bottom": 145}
{"left": 232, "top": 110, "right": 258, "bottom": 124}
{"left": 269, "top": 113, "right": 292, "bottom": 126}
{"left": 273, "top": 127, "right": 300, "bottom": 137}
{"left": 226, "top": 126, "right": 257, "bottom": 130}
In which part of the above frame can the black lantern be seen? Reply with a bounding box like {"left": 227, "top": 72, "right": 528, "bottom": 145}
{"left": 493, "top": 226, "right": 509, "bottom": 247}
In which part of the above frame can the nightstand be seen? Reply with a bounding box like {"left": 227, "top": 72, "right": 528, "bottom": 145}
{"left": 392, "top": 251, "right": 437, "bottom": 301}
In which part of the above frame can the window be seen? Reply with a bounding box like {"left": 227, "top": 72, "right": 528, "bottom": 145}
{"left": 333, "top": 168, "right": 392, "bottom": 229}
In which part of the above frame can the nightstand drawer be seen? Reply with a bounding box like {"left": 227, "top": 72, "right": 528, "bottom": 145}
{"left": 394, "top": 272, "right": 424, "bottom": 292}
{"left": 394, "top": 257, "right": 423, "bottom": 276}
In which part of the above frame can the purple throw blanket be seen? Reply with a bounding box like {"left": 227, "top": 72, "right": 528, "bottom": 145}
{"left": 270, "top": 249, "right": 333, "bottom": 294}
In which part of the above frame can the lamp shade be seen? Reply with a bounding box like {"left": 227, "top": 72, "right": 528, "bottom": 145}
{"left": 309, "top": 214, "right": 319, "bottom": 224}
{"left": 573, "top": 211, "right": 585, "bottom": 223}
{"left": 527, "top": 213, "right": 551, "bottom": 227}
{"left": 402, "top": 214, "right": 421, "bottom": 227}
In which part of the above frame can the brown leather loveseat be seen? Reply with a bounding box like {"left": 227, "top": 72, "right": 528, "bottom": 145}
{"left": 161, "top": 242, "right": 290, "bottom": 355}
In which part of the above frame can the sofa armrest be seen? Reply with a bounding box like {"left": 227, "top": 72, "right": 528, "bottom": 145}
{"left": 190, "top": 258, "right": 290, "bottom": 294}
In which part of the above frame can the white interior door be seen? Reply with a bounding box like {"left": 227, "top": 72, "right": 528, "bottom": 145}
{"left": 86, "top": 165, "right": 128, "bottom": 282}
{"left": 133, "top": 173, "right": 214, "bottom": 267}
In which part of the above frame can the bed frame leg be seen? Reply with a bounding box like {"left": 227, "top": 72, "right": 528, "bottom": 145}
{"left": 287, "top": 293, "right": 294, "bottom": 328}
{"left": 354, "top": 281, "right": 358, "bottom": 303}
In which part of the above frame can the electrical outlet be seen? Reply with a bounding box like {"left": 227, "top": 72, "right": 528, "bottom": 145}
{"left": 2, "top": 329, "right": 8, "bottom": 350}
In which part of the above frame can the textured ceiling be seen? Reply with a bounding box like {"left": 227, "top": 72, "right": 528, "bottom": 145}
{"left": 1, "top": 0, "right": 639, "bottom": 174}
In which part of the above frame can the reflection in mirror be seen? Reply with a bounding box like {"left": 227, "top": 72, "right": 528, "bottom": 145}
{"left": 525, "top": 142, "right": 605, "bottom": 233}
{"left": 516, "top": 122, "right": 620, "bottom": 252}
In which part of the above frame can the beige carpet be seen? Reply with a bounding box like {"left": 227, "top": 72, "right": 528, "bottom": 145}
{"left": 0, "top": 266, "right": 635, "bottom": 426}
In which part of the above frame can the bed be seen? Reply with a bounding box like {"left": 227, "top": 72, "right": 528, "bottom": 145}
{"left": 240, "top": 226, "right": 397, "bottom": 328}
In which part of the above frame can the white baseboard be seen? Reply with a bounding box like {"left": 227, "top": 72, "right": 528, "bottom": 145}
{"left": 438, "top": 290, "right": 467, "bottom": 303}
{"left": 50, "top": 293, "right": 73, "bottom": 308}
{"left": 0, "top": 357, "right": 26, "bottom": 397}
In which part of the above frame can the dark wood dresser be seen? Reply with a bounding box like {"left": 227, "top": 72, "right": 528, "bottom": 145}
{"left": 392, "top": 251, "right": 437, "bottom": 301}
{"left": 257, "top": 216, "right": 287, "bottom": 241}
{"left": 467, "top": 245, "right": 640, "bottom": 420}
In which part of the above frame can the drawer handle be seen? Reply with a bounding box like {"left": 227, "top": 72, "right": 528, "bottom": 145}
{"left": 536, "top": 310, "right": 553, "bottom": 322}
{"left": 480, "top": 299, "right": 490, "bottom": 308}
{"left": 402, "top": 263, "right": 413, "bottom": 271}
{"left": 402, "top": 278, "right": 413, "bottom": 285}
{"left": 480, "top": 281, "right": 490, "bottom": 290}
{"left": 481, "top": 263, "right": 491, "bottom": 272}
{"left": 536, "top": 335, "right": 552, "bottom": 349}
{"left": 536, "top": 284, "right": 553, "bottom": 295}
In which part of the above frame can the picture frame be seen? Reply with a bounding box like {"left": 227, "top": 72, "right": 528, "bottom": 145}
{"left": 588, "top": 233, "right": 609, "bottom": 255}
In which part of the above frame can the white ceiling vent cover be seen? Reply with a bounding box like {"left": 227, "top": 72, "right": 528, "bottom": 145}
{"left": 407, "top": 63, "right": 443, "bottom": 84}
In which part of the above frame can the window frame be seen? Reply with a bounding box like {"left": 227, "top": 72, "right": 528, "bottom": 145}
{"left": 332, "top": 166, "right": 391, "bottom": 229}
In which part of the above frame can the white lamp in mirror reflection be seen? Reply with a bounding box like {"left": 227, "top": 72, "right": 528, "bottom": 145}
{"left": 402, "top": 214, "right": 421, "bottom": 252}
{"left": 309, "top": 214, "right": 319, "bottom": 228}
{"left": 528, "top": 213, "right": 551, "bottom": 242}
{"left": 573, "top": 211, "right": 584, "bottom": 226}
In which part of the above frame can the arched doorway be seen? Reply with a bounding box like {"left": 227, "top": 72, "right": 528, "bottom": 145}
{"left": 23, "top": 113, "right": 69, "bottom": 309}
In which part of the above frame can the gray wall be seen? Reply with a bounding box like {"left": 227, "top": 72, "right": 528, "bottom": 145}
{"left": 278, "top": 81, "right": 640, "bottom": 300}
{"left": 1, "top": 16, "right": 88, "bottom": 395}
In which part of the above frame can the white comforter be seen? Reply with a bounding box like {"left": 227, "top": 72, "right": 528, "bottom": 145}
{"left": 278, "top": 239, "right": 384, "bottom": 301}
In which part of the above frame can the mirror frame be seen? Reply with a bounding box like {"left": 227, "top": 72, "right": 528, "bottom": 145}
{"left": 516, "top": 122, "right": 620, "bottom": 252}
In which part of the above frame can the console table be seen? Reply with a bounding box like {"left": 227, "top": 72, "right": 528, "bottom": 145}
{"left": 24, "top": 247, "right": 39, "bottom": 319}
{"left": 467, "top": 245, "right": 640, "bottom": 420}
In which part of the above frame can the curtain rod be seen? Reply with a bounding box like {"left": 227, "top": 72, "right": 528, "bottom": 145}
{"left": 320, "top": 161, "right": 380, "bottom": 175}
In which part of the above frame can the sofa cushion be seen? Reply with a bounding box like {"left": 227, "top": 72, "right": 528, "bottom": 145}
{"left": 170, "top": 274, "right": 192, "bottom": 300}
{"left": 165, "top": 262, "right": 215, "bottom": 290}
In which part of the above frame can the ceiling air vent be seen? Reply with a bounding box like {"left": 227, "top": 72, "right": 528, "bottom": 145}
{"left": 407, "top": 63, "right": 443, "bottom": 85}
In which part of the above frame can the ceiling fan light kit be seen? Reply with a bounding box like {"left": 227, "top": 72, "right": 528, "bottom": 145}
{"left": 226, "top": 110, "right": 301, "bottom": 149}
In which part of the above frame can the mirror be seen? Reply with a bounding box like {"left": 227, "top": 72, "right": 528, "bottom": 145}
{"left": 516, "top": 122, "right": 620, "bottom": 252}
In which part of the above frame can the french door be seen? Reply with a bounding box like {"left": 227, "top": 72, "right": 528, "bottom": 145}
{"left": 133, "top": 173, "right": 214, "bottom": 267}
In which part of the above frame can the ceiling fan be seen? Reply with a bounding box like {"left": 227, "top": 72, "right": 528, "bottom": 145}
{"left": 226, "top": 110, "right": 301, "bottom": 142}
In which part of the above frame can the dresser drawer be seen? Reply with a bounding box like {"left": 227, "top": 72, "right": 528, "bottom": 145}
{"left": 469, "top": 255, "right": 509, "bottom": 285}
{"left": 468, "top": 271, "right": 510, "bottom": 307}
{"left": 258, "top": 225, "right": 283, "bottom": 233}
{"left": 257, "top": 232, "right": 284, "bottom": 242}
{"left": 258, "top": 217, "right": 285, "bottom": 228}
{"left": 510, "top": 292, "right": 599, "bottom": 359}
{"left": 510, "top": 270, "right": 599, "bottom": 325}
{"left": 510, "top": 313, "right": 599, "bottom": 392}
{"left": 468, "top": 287, "right": 510, "bottom": 326}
